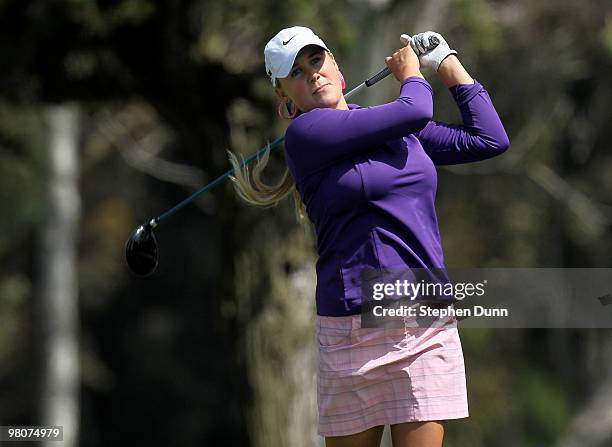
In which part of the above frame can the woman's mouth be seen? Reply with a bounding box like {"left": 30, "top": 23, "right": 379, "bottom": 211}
{"left": 313, "top": 84, "right": 331, "bottom": 94}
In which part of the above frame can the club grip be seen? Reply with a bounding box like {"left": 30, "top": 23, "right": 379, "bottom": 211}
{"left": 365, "top": 66, "right": 391, "bottom": 87}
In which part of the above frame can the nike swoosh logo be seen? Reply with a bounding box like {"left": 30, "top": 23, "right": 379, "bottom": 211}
{"left": 283, "top": 35, "right": 297, "bottom": 45}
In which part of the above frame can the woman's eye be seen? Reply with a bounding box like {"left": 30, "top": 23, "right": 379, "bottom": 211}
{"left": 290, "top": 56, "right": 321, "bottom": 78}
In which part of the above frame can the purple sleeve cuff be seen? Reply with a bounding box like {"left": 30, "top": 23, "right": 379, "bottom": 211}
{"left": 400, "top": 76, "right": 434, "bottom": 95}
{"left": 449, "top": 79, "right": 482, "bottom": 107}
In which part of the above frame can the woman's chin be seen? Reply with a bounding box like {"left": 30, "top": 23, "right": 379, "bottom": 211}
{"left": 312, "top": 94, "right": 341, "bottom": 109}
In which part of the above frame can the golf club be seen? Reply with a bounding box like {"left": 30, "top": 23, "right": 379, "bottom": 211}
{"left": 125, "top": 36, "right": 440, "bottom": 276}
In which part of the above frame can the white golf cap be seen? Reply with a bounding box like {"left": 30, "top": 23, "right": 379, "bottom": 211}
{"left": 264, "top": 26, "right": 329, "bottom": 87}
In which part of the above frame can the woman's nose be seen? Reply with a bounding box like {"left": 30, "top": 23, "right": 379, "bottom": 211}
{"left": 308, "top": 69, "right": 321, "bottom": 82}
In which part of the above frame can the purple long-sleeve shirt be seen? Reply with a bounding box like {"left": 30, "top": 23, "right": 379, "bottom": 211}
{"left": 284, "top": 76, "right": 509, "bottom": 316}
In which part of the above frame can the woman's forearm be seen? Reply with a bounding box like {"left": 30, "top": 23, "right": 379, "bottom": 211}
{"left": 437, "top": 55, "right": 474, "bottom": 88}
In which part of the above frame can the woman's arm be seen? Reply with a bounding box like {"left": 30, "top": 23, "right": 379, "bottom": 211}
{"left": 416, "top": 57, "right": 509, "bottom": 165}
{"left": 285, "top": 77, "right": 433, "bottom": 179}
{"left": 404, "top": 31, "right": 509, "bottom": 165}
{"left": 437, "top": 55, "right": 474, "bottom": 87}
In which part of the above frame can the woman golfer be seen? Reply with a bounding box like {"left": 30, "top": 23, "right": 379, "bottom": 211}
{"left": 230, "top": 26, "right": 509, "bottom": 447}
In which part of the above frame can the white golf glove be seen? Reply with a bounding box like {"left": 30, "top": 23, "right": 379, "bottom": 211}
{"left": 400, "top": 32, "right": 457, "bottom": 71}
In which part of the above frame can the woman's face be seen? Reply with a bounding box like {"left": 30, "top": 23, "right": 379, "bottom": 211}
{"left": 276, "top": 45, "right": 347, "bottom": 113}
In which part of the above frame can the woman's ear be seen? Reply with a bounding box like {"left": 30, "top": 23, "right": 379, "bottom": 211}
{"left": 274, "top": 84, "right": 286, "bottom": 101}
{"left": 328, "top": 53, "right": 346, "bottom": 90}
{"left": 338, "top": 70, "right": 346, "bottom": 90}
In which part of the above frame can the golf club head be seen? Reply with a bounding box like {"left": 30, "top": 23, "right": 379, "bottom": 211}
{"left": 125, "top": 221, "right": 159, "bottom": 276}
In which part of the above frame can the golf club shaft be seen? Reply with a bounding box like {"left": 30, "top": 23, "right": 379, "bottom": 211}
{"left": 153, "top": 66, "right": 392, "bottom": 226}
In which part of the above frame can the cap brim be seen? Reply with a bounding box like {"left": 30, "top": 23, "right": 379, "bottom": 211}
{"left": 275, "top": 36, "right": 329, "bottom": 80}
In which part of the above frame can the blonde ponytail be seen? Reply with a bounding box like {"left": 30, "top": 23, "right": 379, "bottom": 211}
{"left": 227, "top": 145, "right": 307, "bottom": 222}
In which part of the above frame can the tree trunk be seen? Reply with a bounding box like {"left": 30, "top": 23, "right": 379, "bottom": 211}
{"left": 555, "top": 353, "right": 612, "bottom": 447}
{"left": 237, "top": 224, "right": 322, "bottom": 447}
{"left": 38, "top": 104, "right": 81, "bottom": 447}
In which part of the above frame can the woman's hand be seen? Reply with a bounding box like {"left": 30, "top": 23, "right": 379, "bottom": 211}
{"left": 400, "top": 31, "right": 457, "bottom": 71}
{"left": 385, "top": 44, "right": 423, "bottom": 82}
{"left": 400, "top": 32, "right": 473, "bottom": 87}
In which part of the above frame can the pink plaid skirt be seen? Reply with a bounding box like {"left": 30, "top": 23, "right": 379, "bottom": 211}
{"left": 316, "top": 313, "right": 469, "bottom": 437}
